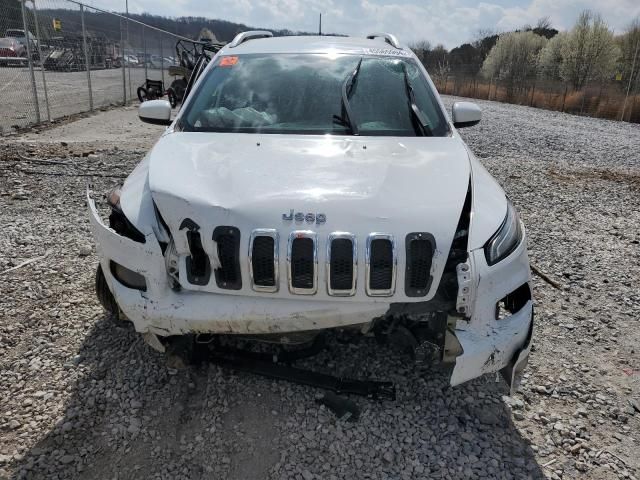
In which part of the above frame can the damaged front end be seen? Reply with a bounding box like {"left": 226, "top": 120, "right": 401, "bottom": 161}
{"left": 362, "top": 187, "right": 534, "bottom": 394}
{"left": 87, "top": 169, "right": 533, "bottom": 394}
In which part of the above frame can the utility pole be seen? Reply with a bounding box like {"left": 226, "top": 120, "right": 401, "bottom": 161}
{"left": 125, "top": 0, "right": 131, "bottom": 100}
{"left": 319, "top": 13, "right": 322, "bottom": 36}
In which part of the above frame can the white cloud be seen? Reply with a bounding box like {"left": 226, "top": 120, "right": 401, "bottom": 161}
{"left": 89, "top": 0, "right": 640, "bottom": 48}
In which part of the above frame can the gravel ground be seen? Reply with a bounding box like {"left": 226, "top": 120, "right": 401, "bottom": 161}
{"left": 0, "top": 97, "right": 639, "bottom": 480}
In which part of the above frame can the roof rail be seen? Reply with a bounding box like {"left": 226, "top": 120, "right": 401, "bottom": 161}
{"left": 366, "top": 33, "right": 401, "bottom": 49}
{"left": 228, "top": 31, "right": 273, "bottom": 48}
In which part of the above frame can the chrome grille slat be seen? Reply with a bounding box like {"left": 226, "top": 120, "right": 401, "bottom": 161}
{"left": 249, "top": 229, "right": 279, "bottom": 293}
{"left": 404, "top": 232, "right": 435, "bottom": 297}
{"left": 212, "top": 226, "right": 242, "bottom": 290}
{"left": 287, "top": 231, "right": 318, "bottom": 295}
{"left": 366, "top": 233, "right": 396, "bottom": 296}
{"left": 183, "top": 226, "right": 431, "bottom": 298}
{"left": 327, "top": 232, "right": 357, "bottom": 296}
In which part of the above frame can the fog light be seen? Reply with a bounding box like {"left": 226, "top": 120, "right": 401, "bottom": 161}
{"left": 110, "top": 261, "right": 147, "bottom": 291}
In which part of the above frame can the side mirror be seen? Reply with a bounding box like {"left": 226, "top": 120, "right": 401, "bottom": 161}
{"left": 138, "top": 100, "right": 172, "bottom": 126}
{"left": 452, "top": 102, "right": 481, "bottom": 128}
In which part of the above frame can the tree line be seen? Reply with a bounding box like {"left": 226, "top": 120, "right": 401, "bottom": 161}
{"left": 410, "top": 12, "right": 640, "bottom": 101}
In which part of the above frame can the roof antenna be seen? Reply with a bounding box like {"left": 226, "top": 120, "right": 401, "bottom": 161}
{"left": 319, "top": 13, "right": 322, "bottom": 36}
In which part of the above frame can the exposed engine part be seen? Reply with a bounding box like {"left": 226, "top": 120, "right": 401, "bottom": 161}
{"left": 232, "top": 330, "right": 321, "bottom": 346}
{"left": 164, "top": 238, "right": 181, "bottom": 290}
{"left": 373, "top": 311, "right": 448, "bottom": 365}
{"left": 414, "top": 340, "right": 442, "bottom": 365}
{"left": 205, "top": 332, "right": 327, "bottom": 364}
{"left": 388, "top": 325, "right": 418, "bottom": 355}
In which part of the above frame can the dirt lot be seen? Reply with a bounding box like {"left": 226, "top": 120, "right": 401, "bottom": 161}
{"left": 0, "top": 97, "right": 639, "bottom": 480}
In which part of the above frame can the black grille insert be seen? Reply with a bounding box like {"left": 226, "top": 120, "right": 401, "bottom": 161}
{"left": 252, "top": 236, "right": 276, "bottom": 287}
{"left": 369, "top": 239, "right": 393, "bottom": 291}
{"left": 290, "top": 237, "right": 315, "bottom": 290}
{"left": 213, "top": 226, "right": 242, "bottom": 290}
{"left": 180, "top": 218, "right": 210, "bottom": 286}
{"left": 405, "top": 233, "right": 435, "bottom": 297}
{"left": 329, "top": 238, "right": 354, "bottom": 291}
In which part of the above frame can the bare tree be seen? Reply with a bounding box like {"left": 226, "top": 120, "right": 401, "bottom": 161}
{"left": 432, "top": 58, "right": 451, "bottom": 88}
{"left": 536, "top": 16, "right": 553, "bottom": 31}
{"left": 481, "top": 31, "right": 547, "bottom": 99}
{"left": 408, "top": 40, "right": 432, "bottom": 65}
{"left": 559, "top": 10, "right": 619, "bottom": 90}
{"left": 473, "top": 28, "right": 497, "bottom": 45}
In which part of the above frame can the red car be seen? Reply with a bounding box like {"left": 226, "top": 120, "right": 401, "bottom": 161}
{"left": 0, "top": 37, "right": 28, "bottom": 66}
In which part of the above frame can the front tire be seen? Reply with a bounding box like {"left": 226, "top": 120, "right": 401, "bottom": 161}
{"left": 95, "top": 264, "right": 120, "bottom": 322}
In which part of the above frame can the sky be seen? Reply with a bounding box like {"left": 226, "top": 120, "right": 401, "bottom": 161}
{"left": 91, "top": 0, "right": 640, "bottom": 49}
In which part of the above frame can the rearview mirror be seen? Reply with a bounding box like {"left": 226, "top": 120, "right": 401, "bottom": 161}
{"left": 452, "top": 102, "right": 481, "bottom": 128}
{"left": 138, "top": 100, "right": 172, "bottom": 126}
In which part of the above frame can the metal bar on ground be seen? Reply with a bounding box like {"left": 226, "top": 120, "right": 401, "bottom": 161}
{"left": 80, "top": 4, "right": 93, "bottom": 111}
{"left": 20, "top": 0, "right": 40, "bottom": 123}
{"left": 207, "top": 350, "right": 396, "bottom": 401}
{"left": 31, "top": 0, "right": 50, "bottom": 122}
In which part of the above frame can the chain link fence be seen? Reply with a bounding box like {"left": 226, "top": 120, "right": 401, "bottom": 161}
{"left": 0, "top": 0, "right": 190, "bottom": 134}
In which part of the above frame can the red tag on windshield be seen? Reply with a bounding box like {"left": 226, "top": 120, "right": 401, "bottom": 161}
{"left": 219, "top": 56, "right": 239, "bottom": 67}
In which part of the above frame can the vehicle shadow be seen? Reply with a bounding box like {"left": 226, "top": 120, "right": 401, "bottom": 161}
{"left": 9, "top": 315, "right": 545, "bottom": 480}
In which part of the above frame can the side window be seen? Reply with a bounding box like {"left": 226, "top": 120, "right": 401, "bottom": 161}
{"left": 411, "top": 67, "right": 444, "bottom": 129}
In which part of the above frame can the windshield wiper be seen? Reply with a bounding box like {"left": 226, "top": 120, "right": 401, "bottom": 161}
{"left": 333, "top": 57, "right": 363, "bottom": 135}
{"left": 402, "top": 63, "right": 433, "bottom": 137}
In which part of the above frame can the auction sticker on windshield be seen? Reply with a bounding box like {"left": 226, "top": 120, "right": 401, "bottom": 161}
{"left": 219, "top": 56, "right": 239, "bottom": 67}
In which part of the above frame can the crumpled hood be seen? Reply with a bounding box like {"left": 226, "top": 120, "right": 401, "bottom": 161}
{"left": 148, "top": 132, "right": 471, "bottom": 300}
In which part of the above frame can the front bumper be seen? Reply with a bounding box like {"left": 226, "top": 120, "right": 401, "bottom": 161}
{"left": 88, "top": 191, "right": 533, "bottom": 389}
{"left": 88, "top": 192, "right": 389, "bottom": 335}
{"left": 450, "top": 238, "right": 533, "bottom": 388}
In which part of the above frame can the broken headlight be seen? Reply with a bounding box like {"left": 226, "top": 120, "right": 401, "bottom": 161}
{"left": 107, "top": 186, "right": 146, "bottom": 243}
{"left": 484, "top": 199, "right": 523, "bottom": 266}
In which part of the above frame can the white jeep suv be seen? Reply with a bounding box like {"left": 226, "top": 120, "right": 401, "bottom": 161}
{"left": 87, "top": 32, "right": 533, "bottom": 391}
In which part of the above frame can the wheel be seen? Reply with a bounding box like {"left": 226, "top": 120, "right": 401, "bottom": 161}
{"left": 137, "top": 86, "right": 148, "bottom": 102}
{"left": 170, "top": 78, "right": 187, "bottom": 101}
{"left": 167, "top": 88, "right": 177, "bottom": 108}
{"left": 95, "top": 264, "right": 119, "bottom": 319}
